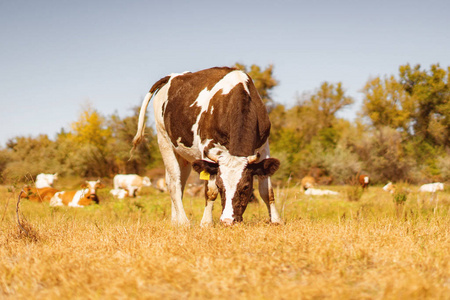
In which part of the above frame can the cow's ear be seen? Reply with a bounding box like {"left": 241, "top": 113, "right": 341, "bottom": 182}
{"left": 249, "top": 158, "right": 280, "bottom": 177}
{"left": 81, "top": 183, "right": 87, "bottom": 188}
{"left": 192, "top": 160, "right": 219, "bottom": 175}
{"left": 97, "top": 183, "right": 105, "bottom": 189}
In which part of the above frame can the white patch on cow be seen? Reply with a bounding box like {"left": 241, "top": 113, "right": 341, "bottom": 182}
{"left": 217, "top": 153, "right": 248, "bottom": 221}
{"left": 364, "top": 176, "right": 369, "bottom": 184}
{"left": 68, "top": 189, "right": 87, "bottom": 207}
{"left": 50, "top": 192, "right": 64, "bottom": 206}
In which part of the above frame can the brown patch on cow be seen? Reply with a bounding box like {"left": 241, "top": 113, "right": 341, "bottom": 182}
{"left": 301, "top": 176, "right": 316, "bottom": 190}
{"left": 58, "top": 191, "right": 78, "bottom": 206}
{"left": 199, "top": 78, "right": 271, "bottom": 156}
{"left": 22, "top": 187, "right": 59, "bottom": 202}
{"left": 163, "top": 68, "right": 236, "bottom": 148}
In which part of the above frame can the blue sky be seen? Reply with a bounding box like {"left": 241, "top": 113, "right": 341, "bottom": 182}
{"left": 1, "top": 0, "right": 449, "bottom": 147}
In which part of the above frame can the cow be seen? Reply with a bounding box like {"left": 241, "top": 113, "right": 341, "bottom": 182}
{"left": 132, "top": 67, "right": 281, "bottom": 226}
{"left": 359, "top": 174, "right": 370, "bottom": 190}
{"left": 154, "top": 177, "right": 168, "bottom": 193}
{"left": 304, "top": 188, "right": 339, "bottom": 196}
{"left": 383, "top": 182, "right": 396, "bottom": 194}
{"left": 110, "top": 188, "right": 130, "bottom": 199}
{"left": 301, "top": 176, "right": 316, "bottom": 191}
{"left": 418, "top": 182, "right": 444, "bottom": 193}
{"left": 113, "top": 174, "right": 151, "bottom": 197}
{"left": 50, "top": 180, "right": 104, "bottom": 207}
{"left": 21, "top": 186, "right": 59, "bottom": 202}
{"left": 35, "top": 173, "right": 58, "bottom": 188}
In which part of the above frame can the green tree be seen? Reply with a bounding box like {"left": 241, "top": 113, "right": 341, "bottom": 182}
{"left": 399, "top": 64, "right": 450, "bottom": 146}
{"left": 361, "top": 76, "right": 415, "bottom": 131}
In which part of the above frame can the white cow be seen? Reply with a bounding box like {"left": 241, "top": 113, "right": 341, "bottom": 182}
{"left": 418, "top": 182, "right": 444, "bottom": 193}
{"left": 304, "top": 188, "right": 339, "bottom": 196}
{"left": 110, "top": 188, "right": 129, "bottom": 199}
{"left": 35, "top": 173, "right": 58, "bottom": 188}
{"left": 383, "top": 182, "right": 396, "bottom": 194}
{"left": 113, "top": 174, "right": 151, "bottom": 197}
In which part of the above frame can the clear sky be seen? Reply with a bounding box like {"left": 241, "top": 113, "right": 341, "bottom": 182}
{"left": 1, "top": 0, "right": 449, "bottom": 147}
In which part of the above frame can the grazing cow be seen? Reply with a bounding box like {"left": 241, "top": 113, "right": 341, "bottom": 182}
{"left": 383, "top": 182, "right": 396, "bottom": 194}
{"left": 50, "top": 180, "right": 104, "bottom": 207}
{"left": 418, "top": 182, "right": 444, "bottom": 193}
{"left": 21, "top": 186, "right": 59, "bottom": 202}
{"left": 132, "top": 67, "right": 281, "bottom": 226}
{"left": 301, "top": 176, "right": 316, "bottom": 191}
{"left": 304, "top": 188, "right": 339, "bottom": 196}
{"left": 359, "top": 174, "right": 370, "bottom": 190}
{"left": 113, "top": 174, "right": 151, "bottom": 197}
{"left": 35, "top": 173, "right": 58, "bottom": 188}
{"left": 154, "top": 177, "right": 168, "bottom": 192}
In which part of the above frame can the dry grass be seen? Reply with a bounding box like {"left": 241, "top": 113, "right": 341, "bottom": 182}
{"left": 1, "top": 184, "right": 450, "bottom": 299}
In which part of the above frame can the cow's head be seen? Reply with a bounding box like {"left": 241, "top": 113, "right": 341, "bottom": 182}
{"left": 142, "top": 176, "right": 151, "bottom": 187}
{"left": 81, "top": 180, "right": 104, "bottom": 204}
{"left": 192, "top": 152, "right": 279, "bottom": 225}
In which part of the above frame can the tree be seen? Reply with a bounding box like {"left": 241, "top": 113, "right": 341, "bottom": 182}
{"left": 399, "top": 64, "right": 450, "bottom": 146}
{"left": 361, "top": 76, "right": 415, "bottom": 132}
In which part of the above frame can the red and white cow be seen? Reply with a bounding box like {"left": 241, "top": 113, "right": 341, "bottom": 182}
{"left": 359, "top": 174, "right": 370, "bottom": 190}
{"left": 113, "top": 174, "right": 151, "bottom": 197}
{"left": 132, "top": 67, "right": 281, "bottom": 226}
{"left": 35, "top": 173, "right": 58, "bottom": 188}
{"left": 50, "top": 180, "right": 104, "bottom": 207}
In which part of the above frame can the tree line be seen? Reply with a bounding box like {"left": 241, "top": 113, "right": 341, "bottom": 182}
{"left": 0, "top": 63, "right": 449, "bottom": 185}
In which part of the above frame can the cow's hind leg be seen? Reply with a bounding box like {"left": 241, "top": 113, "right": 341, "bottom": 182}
{"left": 158, "top": 139, "right": 190, "bottom": 226}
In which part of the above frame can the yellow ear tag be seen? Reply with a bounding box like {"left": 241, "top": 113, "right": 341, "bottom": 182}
{"left": 199, "top": 170, "right": 210, "bottom": 181}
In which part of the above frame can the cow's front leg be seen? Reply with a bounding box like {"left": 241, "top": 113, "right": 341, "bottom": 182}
{"left": 258, "top": 176, "right": 282, "bottom": 224}
{"left": 200, "top": 177, "right": 218, "bottom": 227}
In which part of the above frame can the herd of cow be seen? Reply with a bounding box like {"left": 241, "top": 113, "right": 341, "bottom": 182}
{"left": 18, "top": 67, "right": 447, "bottom": 225}
{"left": 20, "top": 173, "right": 161, "bottom": 207}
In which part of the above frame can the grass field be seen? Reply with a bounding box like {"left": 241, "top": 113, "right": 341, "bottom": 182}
{"left": 1, "top": 183, "right": 450, "bottom": 299}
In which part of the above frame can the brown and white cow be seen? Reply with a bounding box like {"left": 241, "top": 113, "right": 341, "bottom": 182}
{"left": 359, "top": 174, "right": 370, "bottom": 190}
{"left": 21, "top": 186, "right": 59, "bottom": 202}
{"left": 301, "top": 176, "right": 316, "bottom": 191}
{"left": 50, "top": 180, "right": 104, "bottom": 207}
{"left": 132, "top": 67, "right": 281, "bottom": 226}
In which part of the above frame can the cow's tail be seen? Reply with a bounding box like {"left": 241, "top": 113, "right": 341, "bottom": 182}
{"left": 131, "top": 75, "right": 171, "bottom": 157}
{"left": 132, "top": 91, "right": 153, "bottom": 149}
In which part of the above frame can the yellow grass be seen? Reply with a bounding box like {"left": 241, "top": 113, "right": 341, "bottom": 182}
{"left": 1, "top": 184, "right": 450, "bottom": 299}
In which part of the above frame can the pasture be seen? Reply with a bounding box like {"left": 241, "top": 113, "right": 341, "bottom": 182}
{"left": 1, "top": 183, "right": 450, "bottom": 299}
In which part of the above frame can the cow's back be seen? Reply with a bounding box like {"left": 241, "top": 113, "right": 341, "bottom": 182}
{"left": 157, "top": 67, "right": 271, "bottom": 158}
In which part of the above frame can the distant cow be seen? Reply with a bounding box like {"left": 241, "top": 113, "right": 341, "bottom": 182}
{"left": 50, "top": 180, "right": 104, "bottom": 207}
{"left": 359, "top": 175, "right": 370, "bottom": 190}
{"left": 383, "top": 182, "right": 396, "bottom": 194}
{"left": 110, "top": 188, "right": 129, "bottom": 199}
{"left": 154, "top": 177, "right": 168, "bottom": 193}
{"left": 304, "top": 188, "right": 339, "bottom": 196}
{"left": 21, "top": 186, "right": 59, "bottom": 202}
{"left": 132, "top": 67, "right": 281, "bottom": 226}
{"left": 113, "top": 174, "right": 151, "bottom": 197}
{"left": 418, "top": 182, "right": 444, "bottom": 193}
{"left": 35, "top": 173, "right": 58, "bottom": 188}
{"left": 301, "top": 176, "right": 316, "bottom": 190}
